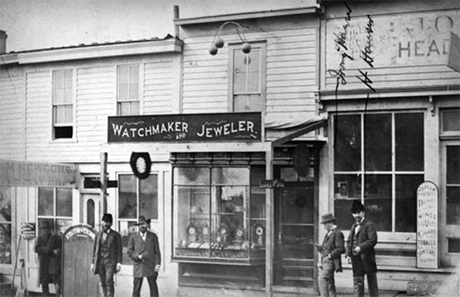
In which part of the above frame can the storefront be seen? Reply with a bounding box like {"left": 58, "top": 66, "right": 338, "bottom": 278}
{"left": 104, "top": 111, "right": 327, "bottom": 295}
{"left": 320, "top": 1, "right": 460, "bottom": 291}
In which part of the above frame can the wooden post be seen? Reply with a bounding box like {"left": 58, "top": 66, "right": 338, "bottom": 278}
{"left": 265, "top": 147, "right": 273, "bottom": 297}
{"left": 100, "top": 152, "right": 108, "bottom": 218}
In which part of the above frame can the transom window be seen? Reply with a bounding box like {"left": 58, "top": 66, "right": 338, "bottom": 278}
{"left": 333, "top": 112, "right": 424, "bottom": 233}
{"left": 52, "top": 69, "right": 74, "bottom": 139}
{"left": 117, "top": 65, "right": 140, "bottom": 115}
{"left": 230, "top": 43, "right": 266, "bottom": 112}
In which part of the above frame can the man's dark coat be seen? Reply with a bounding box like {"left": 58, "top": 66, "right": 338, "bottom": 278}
{"left": 346, "top": 219, "right": 378, "bottom": 274}
{"left": 127, "top": 231, "right": 162, "bottom": 278}
{"left": 91, "top": 229, "right": 122, "bottom": 275}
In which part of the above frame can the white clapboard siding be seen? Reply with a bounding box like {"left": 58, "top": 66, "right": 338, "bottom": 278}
{"left": 75, "top": 66, "right": 115, "bottom": 157}
{"left": 0, "top": 72, "right": 25, "bottom": 160}
{"left": 144, "top": 59, "right": 174, "bottom": 115}
{"left": 182, "top": 27, "right": 318, "bottom": 117}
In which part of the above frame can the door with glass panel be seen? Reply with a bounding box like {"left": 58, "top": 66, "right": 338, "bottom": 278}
{"left": 275, "top": 183, "right": 315, "bottom": 287}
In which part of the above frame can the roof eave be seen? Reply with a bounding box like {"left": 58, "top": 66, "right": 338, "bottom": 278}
{"left": 9, "top": 38, "right": 183, "bottom": 65}
{"left": 174, "top": 7, "right": 319, "bottom": 26}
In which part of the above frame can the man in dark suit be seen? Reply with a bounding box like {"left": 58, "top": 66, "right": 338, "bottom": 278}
{"left": 35, "top": 220, "right": 53, "bottom": 297}
{"left": 91, "top": 213, "right": 122, "bottom": 297}
{"left": 347, "top": 201, "right": 379, "bottom": 297}
{"left": 316, "top": 213, "right": 345, "bottom": 297}
{"left": 128, "top": 215, "right": 162, "bottom": 297}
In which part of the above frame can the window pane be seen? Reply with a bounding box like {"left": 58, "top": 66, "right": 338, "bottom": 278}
{"left": 234, "top": 94, "right": 250, "bottom": 112}
{"left": 140, "top": 175, "right": 158, "bottom": 220}
{"left": 365, "top": 114, "right": 391, "bottom": 171}
{"left": 54, "top": 106, "right": 64, "bottom": 124}
{"left": 0, "top": 188, "right": 12, "bottom": 222}
{"left": 334, "top": 199, "right": 357, "bottom": 230}
{"left": 442, "top": 109, "right": 460, "bottom": 132}
{"left": 448, "top": 238, "right": 460, "bottom": 253}
{"left": 396, "top": 174, "right": 423, "bottom": 232}
{"left": 65, "top": 105, "right": 73, "bottom": 122}
{"left": 56, "top": 218, "right": 72, "bottom": 233}
{"left": 130, "top": 66, "right": 139, "bottom": 83}
{"left": 447, "top": 146, "right": 460, "bottom": 184}
{"left": 281, "top": 225, "right": 313, "bottom": 259}
{"left": 334, "top": 174, "right": 361, "bottom": 199}
{"left": 118, "top": 102, "right": 130, "bottom": 116}
{"left": 282, "top": 188, "right": 313, "bottom": 224}
{"left": 64, "top": 70, "right": 73, "bottom": 88}
{"left": 38, "top": 188, "right": 54, "bottom": 216}
{"left": 118, "top": 84, "right": 128, "bottom": 101}
{"left": 56, "top": 188, "right": 72, "bottom": 217}
{"left": 119, "top": 175, "right": 137, "bottom": 219}
{"left": 364, "top": 174, "right": 392, "bottom": 232}
{"left": 0, "top": 223, "right": 11, "bottom": 264}
{"left": 54, "top": 89, "right": 63, "bottom": 104}
{"left": 129, "top": 83, "right": 139, "bottom": 99}
{"left": 247, "top": 72, "right": 260, "bottom": 93}
{"left": 174, "top": 167, "right": 210, "bottom": 185}
{"left": 118, "top": 66, "right": 129, "bottom": 83}
{"left": 64, "top": 88, "right": 72, "bottom": 103}
{"left": 334, "top": 115, "right": 361, "bottom": 171}
{"left": 212, "top": 168, "right": 249, "bottom": 185}
{"left": 396, "top": 113, "right": 424, "bottom": 171}
{"left": 87, "top": 199, "right": 95, "bottom": 227}
{"left": 446, "top": 187, "right": 460, "bottom": 225}
{"left": 119, "top": 220, "right": 138, "bottom": 264}
{"left": 130, "top": 101, "right": 140, "bottom": 115}
{"left": 54, "top": 71, "right": 63, "bottom": 89}
{"left": 37, "top": 218, "right": 54, "bottom": 239}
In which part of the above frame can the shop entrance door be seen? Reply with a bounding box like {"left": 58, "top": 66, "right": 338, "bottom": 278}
{"left": 275, "top": 182, "right": 315, "bottom": 287}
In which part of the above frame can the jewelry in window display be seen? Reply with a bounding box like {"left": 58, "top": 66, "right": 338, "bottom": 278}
{"left": 253, "top": 224, "right": 265, "bottom": 246}
{"left": 216, "top": 223, "right": 229, "bottom": 245}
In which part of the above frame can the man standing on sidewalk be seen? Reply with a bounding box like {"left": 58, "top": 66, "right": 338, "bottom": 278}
{"left": 316, "top": 213, "right": 345, "bottom": 297}
{"left": 128, "top": 215, "right": 162, "bottom": 297}
{"left": 347, "top": 200, "right": 379, "bottom": 297}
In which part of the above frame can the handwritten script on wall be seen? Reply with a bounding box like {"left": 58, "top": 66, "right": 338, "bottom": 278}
{"left": 416, "top": 181, "right": 439, "bottom": 269}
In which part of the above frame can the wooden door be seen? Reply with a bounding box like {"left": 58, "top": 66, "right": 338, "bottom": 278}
{"left": 275, "top": 183, "right": 315, "bottom": 287}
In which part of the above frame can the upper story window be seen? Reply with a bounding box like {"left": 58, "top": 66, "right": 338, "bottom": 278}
{"left": 333, "top": 112, "right": 424, "bottom": 233}
{"left": 52, "top": 70, "right": 73, "bottom": 139}
{"left": 230, "top": 43, "right": 266, "bottom": 112}
{"left": 117, "top": 65, "right": 140, "bottom": 115}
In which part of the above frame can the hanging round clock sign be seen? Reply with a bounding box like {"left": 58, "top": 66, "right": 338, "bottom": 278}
{"left": 130, "top": 152, "right": 151, "bottom": 179}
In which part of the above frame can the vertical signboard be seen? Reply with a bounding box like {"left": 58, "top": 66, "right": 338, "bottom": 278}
{"left": 416, "top": 181, "right": 439, "bottom": 268}
{"left": 62, "top": 224, "right": 99, "bottom": 296}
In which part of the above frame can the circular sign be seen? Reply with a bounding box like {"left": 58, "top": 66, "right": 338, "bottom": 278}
{"left": 130, "top": 152, "right": 152, "bottom": 179}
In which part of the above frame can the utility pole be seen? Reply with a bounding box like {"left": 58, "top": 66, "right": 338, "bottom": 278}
{"left": 100, "top": 152, "right": 108, "bottom": 218}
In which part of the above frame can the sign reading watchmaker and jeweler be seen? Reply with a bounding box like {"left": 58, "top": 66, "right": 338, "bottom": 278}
{"left": 108, "top": 112, "right": 262, "bottom": 143}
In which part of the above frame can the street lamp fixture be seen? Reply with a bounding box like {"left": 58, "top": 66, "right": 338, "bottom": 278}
{"left": 209, "top": 21, "right": 251, "bottom": 55}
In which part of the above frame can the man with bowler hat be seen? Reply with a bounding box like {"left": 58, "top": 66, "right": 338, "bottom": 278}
{"left": 91, "top": 213, "right": 122, "bottom": 297}
{"left": 128, "top": 215, "right": 162, "bottom": 297}
{"left": 316, "top": 213, "right": 345, "bottom": 297}
{"left": 347, "top": 200, "right": 379, "bottom": 297}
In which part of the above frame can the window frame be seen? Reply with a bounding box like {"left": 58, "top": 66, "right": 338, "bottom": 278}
{"left": 37, "top": 187, "right": 73, "bottom": 235}
{"left": 228, "top": 41, "right": 267, "bottom": 113}
{"left": 117, "top": 64, "right": 141, "bottom": 116}
{"left": 52, "top": 69, "right": 75, "bottom": 140}
{"left": 332, "top": 111, "right": 425, "bottom": 234}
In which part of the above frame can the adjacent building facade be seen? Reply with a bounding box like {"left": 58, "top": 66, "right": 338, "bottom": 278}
{"left": 0, "top": 1, "right": 458, "bottom": 296}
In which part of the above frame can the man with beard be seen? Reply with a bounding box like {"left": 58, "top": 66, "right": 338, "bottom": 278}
{"left": 127, "top": 215, "right": 161, "bottom": 297}
{"left": 91, "top": 213, "right": 122, "bottom": 297}
{"left": 347, "top": 200, "right": 379, "bottom": 297}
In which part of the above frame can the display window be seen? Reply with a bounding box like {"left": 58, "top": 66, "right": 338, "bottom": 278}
{"left": 172, "top": 166, "right": 266, "bottom": 264}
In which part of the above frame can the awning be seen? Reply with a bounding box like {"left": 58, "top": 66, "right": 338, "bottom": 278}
{"left": 265, "top": 114, "right": 327, "bottom": 147}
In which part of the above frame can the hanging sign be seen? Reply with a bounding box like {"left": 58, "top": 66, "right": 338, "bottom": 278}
{"left": 130, "top": 152, "right": 152, "bottom": 179}
{"left": 20, "top": 222, "right": 36, "bottom": 240}
{"left": 108, "top": 112, "right": 261, "bottom": 143}
{"left": 416, "top": 181, "right": 439, "bottom": 269}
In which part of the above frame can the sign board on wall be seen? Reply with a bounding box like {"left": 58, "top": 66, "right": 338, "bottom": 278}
{"left": 326, "top": 10, "right": 460, "bottom": 70}
{"left": 416, "top": 181, "right": 439, "bottom": 269}
{"left": 108, "top": 112, "right": 262, "bottom": 143}
{"left": 0, "top": 160, "right": 76, "bottom": 187}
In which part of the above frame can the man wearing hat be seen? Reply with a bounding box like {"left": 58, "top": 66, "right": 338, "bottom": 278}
{"left": 127, "top": 215, "right": 162, "bottom": 297}
{"left": 91, "top": 213, "right": 122, "bottom": 297}
{"left": 316, "top": 213, "right": 345, "bottom": 297}
{"left": 347, "top": 200, "right": 379, "bottom": 297}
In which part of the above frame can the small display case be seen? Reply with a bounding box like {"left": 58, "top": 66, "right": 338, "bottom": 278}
{"left": 173, "top": 166, "right": 266, "bottom": 265}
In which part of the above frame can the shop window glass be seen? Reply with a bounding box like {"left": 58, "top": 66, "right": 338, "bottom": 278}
{"left": 395, "top": 174, "right": 424, "bottom": 232}
{"left": 118, "top": 174, "right": 158, "bottom": 264}
{"left": 0, "top": 188, "right": 12, "bottom": 264}
{"left": 446, "top": 146, "right": 460, "bottom": 225}
{"left": 334, "top": 115, "right": 361, "bottom": 172}
{"left": 448, "top": 238, "right": 460, "bottom": 253}
{"left": 173, "top": 166, "right": 265, "bottom": 262}
{"left": 365, "top": 114, "right": 391, "bottom": 171}
{"left": 334, "top": 112, "right": 424, "bottom": 233}
{"left": 396, "top": 113, "right": 424, "bottom": 171}
{"left": 37, "top": 187, "right": 73, "bottom": 238}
